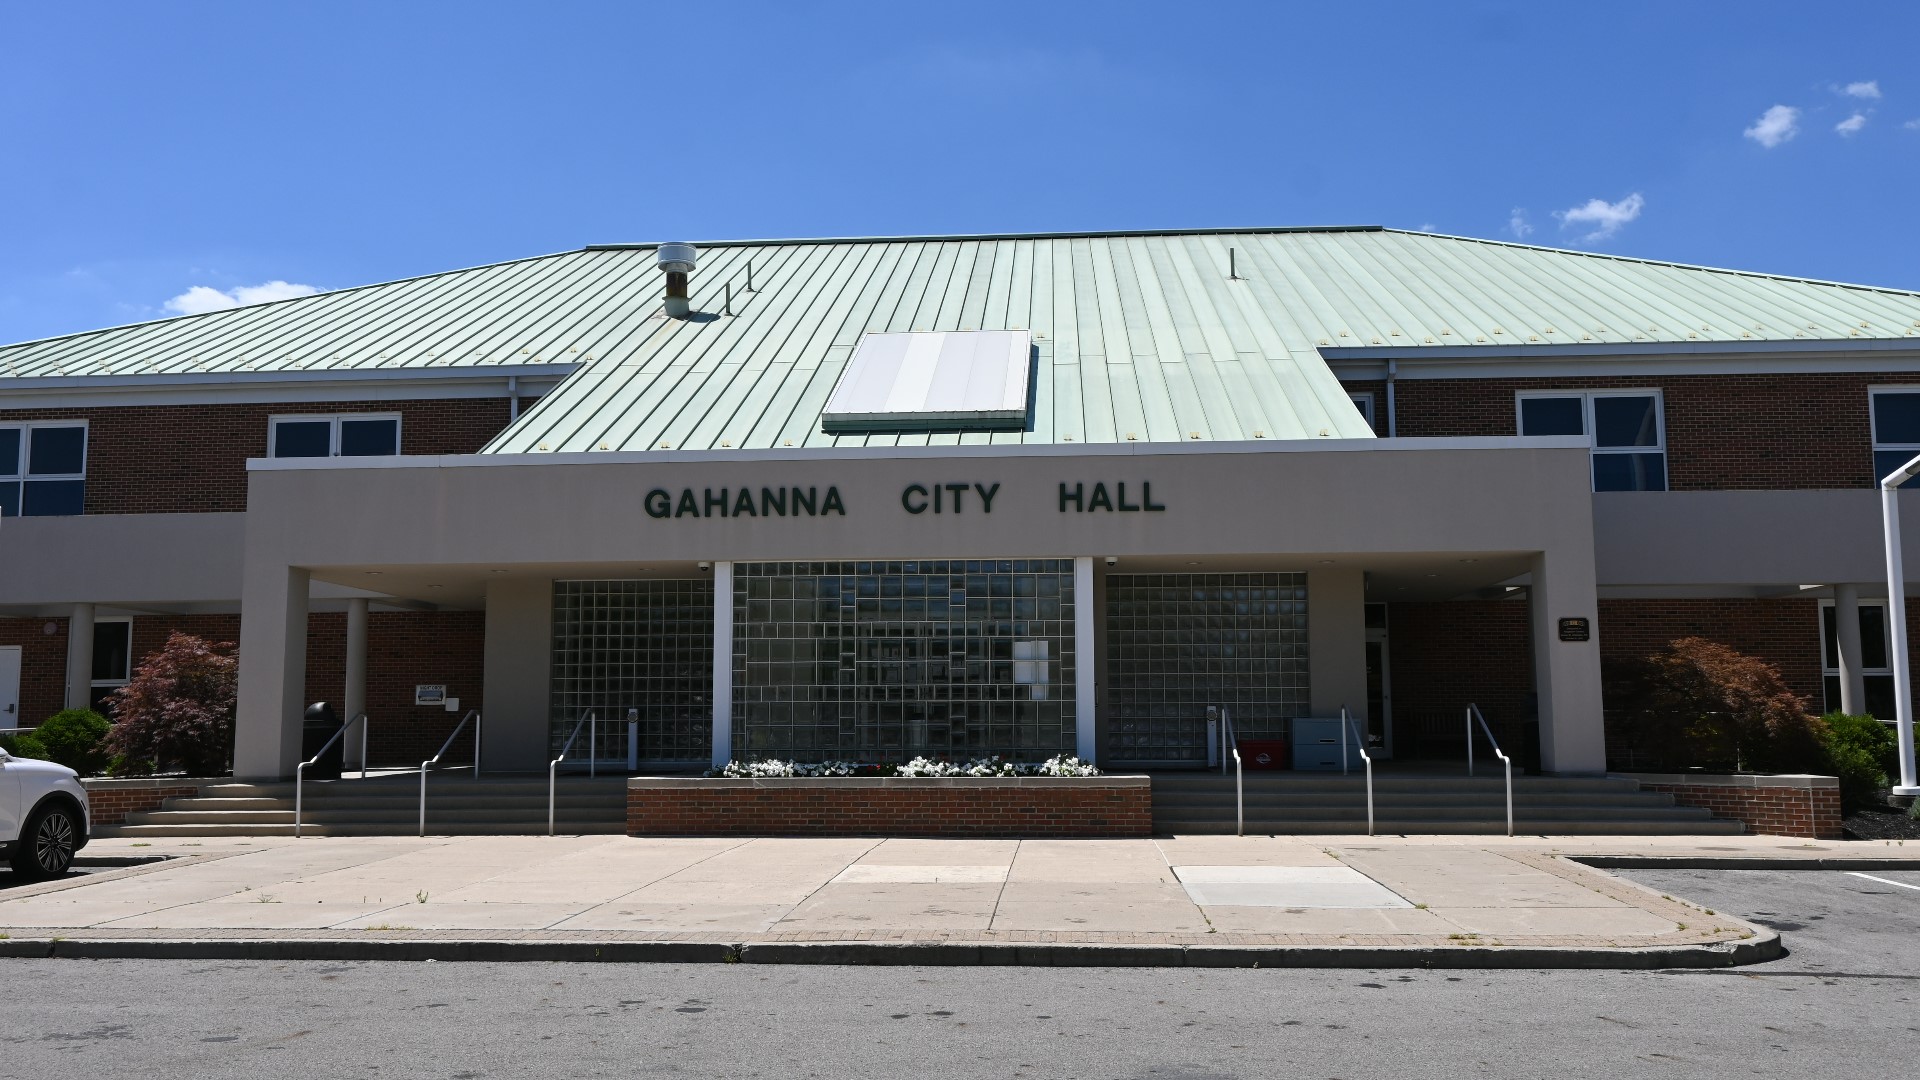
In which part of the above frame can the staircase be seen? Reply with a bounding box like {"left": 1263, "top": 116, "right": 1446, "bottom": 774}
{"left": 101, "top": 773, "right": 630, "bottom": 837}
{"left": 1151, "top": 772, "right": 1746, "bottom": 835}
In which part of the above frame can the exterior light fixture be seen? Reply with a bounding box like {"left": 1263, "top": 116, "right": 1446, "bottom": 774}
{"left": 1879, "top": 453, "right": 1920, "bottom": 797}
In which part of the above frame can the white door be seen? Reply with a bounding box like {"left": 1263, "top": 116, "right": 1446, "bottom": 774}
{"left": 0, "top": 646, "right": 20, "bottom": 729}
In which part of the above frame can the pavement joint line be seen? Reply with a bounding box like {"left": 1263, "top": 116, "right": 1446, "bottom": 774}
{"left": 1846, "top": 872, "right": 1920, "bottom": 892}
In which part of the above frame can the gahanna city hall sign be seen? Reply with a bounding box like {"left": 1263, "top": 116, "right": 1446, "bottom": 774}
{"left": 640, "top": 480, "right": 1168, "bottom": 519}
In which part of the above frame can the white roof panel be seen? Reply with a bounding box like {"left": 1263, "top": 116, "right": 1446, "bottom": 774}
{"left": 821, "top": 330, "right": 1031, "bottom": 432}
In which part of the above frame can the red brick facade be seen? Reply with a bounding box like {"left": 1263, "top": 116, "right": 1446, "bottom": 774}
{"left": 1626, "top": 776, "right": 1844, "bottom": 839}
{"left": 0, "top": 396, "right": 517, "bottom": 514}
{"left": 627, "top": 778, "right": 1153, "bottom": 838}
{"left": 0, "top": 616, "right": 68, "bottom": 728}
{"left": 80, "top": 780, "right": 205, "bottom": 826}
{"left": 1362, "top": 371, "right": 1894, "bottom": 490}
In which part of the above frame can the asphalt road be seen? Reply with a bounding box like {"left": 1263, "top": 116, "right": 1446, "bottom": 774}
{"left": 0, "top": 868, "right": 1915, "bottom": 1080}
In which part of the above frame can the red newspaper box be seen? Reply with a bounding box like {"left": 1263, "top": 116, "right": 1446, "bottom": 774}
{"left": 1237, "top": 739, "right": 1289, "bottom": 770}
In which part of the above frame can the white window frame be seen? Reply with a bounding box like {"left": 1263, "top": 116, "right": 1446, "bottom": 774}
{"left": 0, "top": 419, "right": 89, "bottom": 516}
{"left": 1347, "top": 392, "right": 1376, "bottom": 432}
{"left": 1868, "top": 386, "right": 1920, "bottom": 486}
{"left": 268, "top": 412, "right": 403, "bottom": 458}
{"left": 1515, "top": 389, "right": 1666, "bottom": 491}
{"left": 90, "top": 616, "right": 134, "bottom": 691}
{"left": 1818, "top": 598, "right": 1897, "bottom": 713}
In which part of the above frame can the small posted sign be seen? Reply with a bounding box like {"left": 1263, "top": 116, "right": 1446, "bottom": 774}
{"left": 414, "top": 684, "right": 447, "bottom": 706}
{"left": 1557, "top": 617, "right": 1591, "bottom": 643}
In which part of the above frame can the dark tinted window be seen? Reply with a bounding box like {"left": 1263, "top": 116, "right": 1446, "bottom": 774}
{"left": 1874, "top": 391, "right": 1920, "bottom": 445}
{"left": 339, "top": 417, "right": 399, "bottom": 456}
{"left": 1873, "top": 450, "right": 1920, "bottom": 488}
{"left": 22, "top": 479, "right": 84, "bottom": 516}
{"left": 27, "top": 425, "right": 85, "bottom": 475}
{"left": 0, "top": 481, "right": 18, "bottom": 517}
{"left": 1593, "top": 395, "right": 1659, "bottom": 447}
{"left": 273, "top": 420, "right": 333, "bottom": 458}
{"left": 1860, "top": 604, "right": 1890, "bottom": 670}
{"left": 92, "top": 621, "right": 132, "bottom": 682}
{"left": 1520, "top": 397, "right": 1583, "bottom": 436}
{"left": 1592, "top": 453, "right": 1666, "bottom": 492}
{"left": 0, "top": 429, "right": 18, "bottom": 475}
{"left": 1822, "top": 605, "right": 1839, "bottom": 669}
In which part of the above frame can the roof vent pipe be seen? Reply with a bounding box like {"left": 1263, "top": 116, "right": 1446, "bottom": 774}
{"left": 657, "top": 243, "right": 698, "bottom": 318}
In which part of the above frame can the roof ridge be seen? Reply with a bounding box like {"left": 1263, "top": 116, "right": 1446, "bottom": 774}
{"left": 1380, "top": 228, "right": 1920, "bottom": 299}
{"left": 584, "top": 225, "right": 1386, "bottom": 251}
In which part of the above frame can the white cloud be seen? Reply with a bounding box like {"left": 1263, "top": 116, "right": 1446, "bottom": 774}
{"left": 1744, "top": 104, "right": 1800, "bottom": 148}
{"left": 163, "top": 280, "right": 319, "bottom": 316}
{"left": 1842, "top": 80, "right": 1882, "bottom": 99}
{"left": 1554, "top": 192, "right": 1644, "bottom": 243}
{"left": 1508, "top": 208, "right": 1534, "bottom": 238}
{"left": 1905, "top": 118, "right": 1920, "bottom": 131}
{"left": 1836, "top": 112, "right": 1869, "bottom": 136}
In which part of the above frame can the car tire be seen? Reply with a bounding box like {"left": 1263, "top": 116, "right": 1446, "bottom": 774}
{"left": 11, "top": 802, "right": 79, "bottom": 880}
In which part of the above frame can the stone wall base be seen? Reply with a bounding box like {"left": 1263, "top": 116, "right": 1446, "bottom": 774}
{"left": 1617, "top": 773, "right": 1843, "bottom": 839}
{"left": 628, "top": 776, "right": 1152, "bottom": 838}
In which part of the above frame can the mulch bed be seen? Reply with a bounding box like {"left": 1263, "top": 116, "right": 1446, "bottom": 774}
{"left": 1844, "top": 805, "right": 1920, "bottom": 841}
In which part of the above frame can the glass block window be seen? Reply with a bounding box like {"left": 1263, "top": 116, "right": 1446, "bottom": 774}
{"left": 732, "top": 560, "right": 1077, "bottom": 763}
{"left": 1104, "top": 573, "right": 1309, "bottom": 765}
{"left": 550, "top": 580, "right": 714, "bottom": 766}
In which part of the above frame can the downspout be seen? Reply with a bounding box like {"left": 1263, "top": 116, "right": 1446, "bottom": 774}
{"left": 507, "top": 376, "right": 519, "bottom": 421}
{"left": 1384, "top": 360, "right": 1398, "bottom": 437}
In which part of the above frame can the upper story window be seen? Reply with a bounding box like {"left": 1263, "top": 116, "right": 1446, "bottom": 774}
{"left": 269, "top": 414, "right": 401, "bottom": 458}
{"left": 1348, "top": 392, "right": 1377, "bottom": 433}
{"left": 0, "top": 421, "right": 87, "bottom": 516}
{"left": 1517, "top": 390, "right": 1666, "bottom": 492}
{"left": 1870, "top": 388, "right": 1920, "bottom": 488}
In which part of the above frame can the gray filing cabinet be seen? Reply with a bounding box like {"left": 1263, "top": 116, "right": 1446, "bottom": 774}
{"left": 1291, "top": 718, "right": 1362, "bottom": 771}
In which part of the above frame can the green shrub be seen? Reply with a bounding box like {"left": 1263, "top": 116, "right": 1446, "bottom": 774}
{"left": 2, "top": 732, "right": 50, "bottom": 760}
{"left": 34, "top": 708, "right": 113, "bottom": 775}
{"left": 1819, "top": 712, "right": 1898, "bottom": 812}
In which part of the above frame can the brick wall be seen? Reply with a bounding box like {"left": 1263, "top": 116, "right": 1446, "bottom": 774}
{"left": 1385, "top": 599, "right": 1534, "bottom": 755}
{"left": 1346, "top": 371, "right": 1893, "bottom": 489}
{"left": 628, "top": 778, "right": 1153, "bottom": 838}
{"left": 80, "top": 779, "right": 204, "bottom": 826}
{"left": 1624, "top": 775, "right": 1843, "bottom": 839}
{"left": 0, "top": 396, "right": 517, "bottom": 514}
{"left": 0, "top": 616, "right": 68, "bottom": 725}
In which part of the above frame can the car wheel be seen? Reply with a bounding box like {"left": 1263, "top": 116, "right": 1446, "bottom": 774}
{"left": 11, "top": 803, "right": 79, "bottom": 880}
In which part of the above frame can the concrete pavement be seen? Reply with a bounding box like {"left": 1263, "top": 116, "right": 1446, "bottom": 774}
{"left": 7, "top": 833, "right": 1909, "bottom": 965}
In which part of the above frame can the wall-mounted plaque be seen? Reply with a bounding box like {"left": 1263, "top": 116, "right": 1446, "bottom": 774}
{"left": 1558, "top": 617, "right": 1591, "bottom": 642}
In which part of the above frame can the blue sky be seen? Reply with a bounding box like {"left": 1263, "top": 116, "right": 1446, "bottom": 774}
{"left": 3, "top": 0, "right": 1917, "bottom": 344}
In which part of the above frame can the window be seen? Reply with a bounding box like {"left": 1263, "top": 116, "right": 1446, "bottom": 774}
{"left": 1517, "top": 391, "right": 1666, "bottom": 491}
{"left": 1870, "top": 389, "right": 1920, "bottom": 488}
{"left": 1348, "top": 392, "right": 1376, "bottom": 433}
{"left": 0, "top": 422, "right": 87, "bottom": 516}
{"left": 269, "top": 414, "right": 401, "bottom": 458}
{"left": 90, "top": 617, "right": 133, "bottom": 713}
{"left": 1821, "top": 600, "right": 1896, "bottom": 719}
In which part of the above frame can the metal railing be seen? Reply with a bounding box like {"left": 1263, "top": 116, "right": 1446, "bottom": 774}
{"left": 1467, "top": 703, "right": 1514, "bottom": 836}
{"left": 294, "top": 712, "right": 369, "bottom": 838}
{"left": 1341, "top": 705, "right": 1374, "bottom": 836}
{"left": 1219, "top": 707, "right": 1243, "bottom": 836}
{"left": 549, "top": 711, "right": 592, "bottom": 836}
{"left": 418, "top": 709, "right": 481, "bottom": 836}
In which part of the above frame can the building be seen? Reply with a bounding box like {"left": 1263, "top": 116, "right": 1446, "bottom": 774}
{"left": 4, "top": 227, "right": 1919, "bottom": 783}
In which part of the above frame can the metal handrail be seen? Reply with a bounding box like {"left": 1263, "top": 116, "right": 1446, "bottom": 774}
{"left": 1341, "top": 706, "right": 1374, "bottom": 836}
{"left": 549, "top": 711, "right": 592, "bottom": 836}
{"left": 418, "top": 709, "right": 481, "bottom": 836}
{"left": 295, "top": 711, "right": 369, "bottom": 838}
{"left": 1467, "top": 703, "right": 1514, "bottom": 836}
{"left": 1220, "top": 707, "right": 1243, "bottom": 836}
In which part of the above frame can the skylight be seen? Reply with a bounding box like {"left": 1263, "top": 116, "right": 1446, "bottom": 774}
{"left": 822, "top": 330, "right": 1032, "bottom": 433}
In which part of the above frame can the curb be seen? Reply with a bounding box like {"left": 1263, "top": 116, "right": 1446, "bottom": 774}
{"left": 1574, "top": 856, "right": 1920, "bottom": 871}
{"left": 0, "top": 933, "right": 1780, "bottom": 969}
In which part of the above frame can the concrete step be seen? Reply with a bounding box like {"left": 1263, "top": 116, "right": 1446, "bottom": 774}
{"left": 1151, "top": 791, "right": 1681, "bottom": 809}
{"left": 127, "top": 807, "right": 627, "bottom": 827}
{"left": 1154, "top": 804, "right": 1719, "bottom": 824}
{"left": 96, "top": 822, "right": 629, "bottom": 838}
{"left": 1149, "top": 775, "right": 1647, "bottom": 794}
{"left": 1155, "top": 818, "right": 1749, "bottom": 836}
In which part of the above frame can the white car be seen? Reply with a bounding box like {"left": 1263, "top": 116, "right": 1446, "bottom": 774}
{"left": 0, "top": 747, "right": 89, "bottom": 879}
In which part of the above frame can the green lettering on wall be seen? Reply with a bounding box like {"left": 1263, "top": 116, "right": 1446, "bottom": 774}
{"left": 902, "top": 484, "right": 929, "bottom": 514}
{"left": 822, "top": 486, "right": 846, "bottom": 515}
{"left": 675, "top": 489, "right": 699, "bottom": 518}
{"left": 761, "top": 487, "right": 787, "bottom": 516}
{"left": 644, "top": 489, "right": 672, "bottom": 518}
{"left": 1059, "top": 483, "right": 1083, "bottom": 512}
{"left": 1088, "top": 482, "right": 1114, "bottom": 512}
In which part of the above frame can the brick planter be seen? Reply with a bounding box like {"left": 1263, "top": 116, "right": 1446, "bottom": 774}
{"left": 81, "top": 777, "right": 212, "bottom": 826}
{"left": 627, "top": 776, "right": 1152, "bottom": 838}
{"left": 1616, "top": 772, "right": 1843, "bottom": 839}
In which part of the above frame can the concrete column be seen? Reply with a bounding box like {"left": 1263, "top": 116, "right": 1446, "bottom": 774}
{"left": 64, "top": 602, "right": 95, "bottom": 711}
{"left": 1074, "top": 557, "right": 1097, "bottom": 762}
{"left": 1528, "top": 551, "right": 1606, "bottom": 774}
{"left": 1834, "top": 584, "right": 1866, "bottom": 716}
{"left": 342, "top": 598, "right": 369, "bottom": 768}
{"left": 710, "top": 562, "right": 733, "bottom": 770}
{"left": 232, "top": 565, "right": 311, "bottom": 779}
{"left": 481, "top": 577, "right": 552, "bottom": 772}
{"left": 1307, "top": 566, "right": 1367, "bottom": 722}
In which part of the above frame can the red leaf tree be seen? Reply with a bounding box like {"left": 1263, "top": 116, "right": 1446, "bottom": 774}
{"left": 1606, "top": 636, "right": 1826, "bottom": 772}
{"left": 102, "top": 632, "right": 238, "bottom": 776}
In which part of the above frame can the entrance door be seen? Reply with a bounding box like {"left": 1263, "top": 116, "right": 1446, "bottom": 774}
{"left": 0, "top": 646, "right": 20, "bottom": 730}
{"left": 1365, "top": 622, "right": 1394, "bottom": 760}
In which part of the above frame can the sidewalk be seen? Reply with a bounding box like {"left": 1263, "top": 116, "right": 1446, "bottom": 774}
{"left": 2, "top": 833, "right": 1913, "bottom": 967}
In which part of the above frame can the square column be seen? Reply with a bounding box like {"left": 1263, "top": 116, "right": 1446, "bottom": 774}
{"left": 342, "top": 598, "right": 369, "bottom": 769}
{"left": 233, "top": 565, "right": 310, "bottom": 779}
{"left": 1307, "top": 566, "right": 1367, "bottom": 722}
{"left": 1528, "top": 551, "right": 1606, "bottom": 774}
{"left": 482, "top": 577, "right": 552, "bottom": 771}
{"left": 64, "top": 602, "right": 95, "bottom": 711}
{"left": 1074, "top": 556, "right": 1097, "bottom": 762}
{"left": 711, "top": 561, "right": 734, "bottom": 770}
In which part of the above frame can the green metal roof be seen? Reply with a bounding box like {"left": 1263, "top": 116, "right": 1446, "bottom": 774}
{"left": 7, "top": 227, "right": 1920, "bottom": 453}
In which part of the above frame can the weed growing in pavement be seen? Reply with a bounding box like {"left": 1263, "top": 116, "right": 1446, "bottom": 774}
{"left": 415, "top": 890, "right": 429, "bottom": 904}
{"left": 362, "top": 924, "right": 417, "bottom": 931}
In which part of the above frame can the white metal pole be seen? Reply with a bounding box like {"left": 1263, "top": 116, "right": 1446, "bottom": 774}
{"left": 1882, "top": 459, "right": 1920, "bottom": 796}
